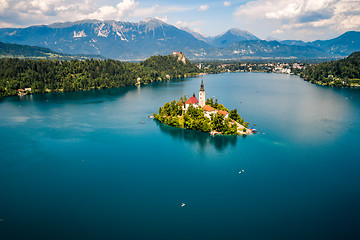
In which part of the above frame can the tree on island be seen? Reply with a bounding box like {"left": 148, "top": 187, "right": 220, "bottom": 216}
{"left": 206, "top": 97, "right": 229, "bottom": 112}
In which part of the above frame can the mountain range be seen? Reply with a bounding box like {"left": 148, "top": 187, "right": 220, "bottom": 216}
{"left": 191, "top": 28, "right": 260, "bottom": 48}
{"left": 0, "top": 18, "right": 359, "bottom": 60}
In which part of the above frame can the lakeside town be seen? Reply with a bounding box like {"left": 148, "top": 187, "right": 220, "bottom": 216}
{"left": 195, "top": 52, "right": 360, "bottom": 87}
{"left": 197, "top": 61, "right": 304, "bottom": 74}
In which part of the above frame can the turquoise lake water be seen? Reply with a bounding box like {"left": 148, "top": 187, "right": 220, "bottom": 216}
{"left": 0, "top": 72, "right": 359, "bottom": 239}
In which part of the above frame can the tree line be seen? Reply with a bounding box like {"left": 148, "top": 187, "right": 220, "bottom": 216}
{"left": 0, "top": 54, "right": 200, "bottom": 97}
{"left": 298, "top": 51, "right": 360, "bottom": 87}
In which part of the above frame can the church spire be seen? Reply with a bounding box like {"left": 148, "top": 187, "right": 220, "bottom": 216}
{"left": 200, "top": 80, "right": 205, "bottom": 91}
{"left": 199, "top": 80, "right": 205, "bottom": 107}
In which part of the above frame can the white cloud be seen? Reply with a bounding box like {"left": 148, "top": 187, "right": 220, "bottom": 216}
{"left": 175, "top": 20, "right": 208, "bottom": 35}
{"left": 0, "top": 0, "right": 9, "bottom": 13}
{"left": 0, "top": 0, "right": 194, "bottom": 28}
{"left": 234, "top": 0, "right": 360, "bottom": 40}
{"left": 88, "top": 6, "right": 116, "bottom": 20}
{"left": 11, "top": 0, "right": 95, "bottom": 20}
{"left": 87, "top": 0, "right": 138, "bottom": 20}
{"left": 176, "top": 21, "right": 189, "bottom": 29}
{"left": 199, "top": 5, "right": 209, "bottom": 11}
{"left": 14, "top": 0, "right": 94, "bottom": 15}
{"left": 272, "top": 29, "right": 284, "bottom": 34}
{"left": 0, "top": 0, "right": 194, "bottom": 27}
{"left": 265, "top": 2, "right": 302, "bottom": 20}
{"left": 116, "top": 0, "right": 138, "bottom": 16}
{"left": 155, "top": 16, "right": 167, "bottom": 22}
{"left": 265, "top": 0, "right": 338, "bottom": 21}
{"left": 224, "top": 1, "right": 231, "bottom": 7}
{"left": 132, "top": 4, "right": 189, "bottom": 18}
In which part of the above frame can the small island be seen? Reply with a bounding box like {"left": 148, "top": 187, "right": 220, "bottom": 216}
{"left": 153, "top": 80, "right": 255, "bottom": 136}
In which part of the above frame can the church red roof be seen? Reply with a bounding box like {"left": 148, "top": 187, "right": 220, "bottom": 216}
{"left": 185, "top": 96, "right": 199, "bottom": 104}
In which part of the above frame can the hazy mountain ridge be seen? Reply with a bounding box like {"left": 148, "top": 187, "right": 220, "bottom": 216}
{"left": 185, "top": 28, "right": 260, "bottom": 48}
{"left": 279, "top": 40, "right": 307, "bottom": 46}
{"left": 220, "top": 40, "right": 327, "bottom": 59}
{"left": 209, "top": 29, "right": 260, "bottom": 48}
{"left": 309, "top": 31, "right": 360, "bottom": 56}
{"left": 0, "top": 19, "right": 359, "bottom": 60}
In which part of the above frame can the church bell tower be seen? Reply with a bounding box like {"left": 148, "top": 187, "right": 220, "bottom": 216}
{"left": 199, "top": 80, "right": 205, "bottom": 107}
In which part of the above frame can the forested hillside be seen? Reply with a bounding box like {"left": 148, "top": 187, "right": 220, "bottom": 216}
{"left": 0, "top": 41, "right": 60, "bottom": 58}
{"left": 0, "top": 41, "right": 103, "bottom": 60}
{"left": 300, "top": 51, "right": 360, "bottom": 86}
{"left": 0, "top": 55, "right": 200, "bottom": 97}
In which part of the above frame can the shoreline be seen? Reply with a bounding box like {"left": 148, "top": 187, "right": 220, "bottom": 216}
{"left": 3, "top": 70, "right": 358, "bottom": 99}
{"left": 154, "top": 118, "right": 254, "bottom": 137}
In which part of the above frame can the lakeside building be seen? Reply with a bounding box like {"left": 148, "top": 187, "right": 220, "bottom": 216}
{"left": 202, "top": 104, "right": 216, "bottom": 118}
{"left": 184, "top": 93, "right": 199, "bottom": 110}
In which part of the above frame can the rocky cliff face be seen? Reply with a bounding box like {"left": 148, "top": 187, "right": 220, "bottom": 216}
{"left": 173, "top": 52, "right": 186, "bottom": 64}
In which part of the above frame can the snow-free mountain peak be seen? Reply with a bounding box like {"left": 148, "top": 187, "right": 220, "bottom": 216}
{"left": 211, "top": 28, "right": 260, "bottom": 48}
{"left": 226, "top": 28, "right": 258, "bottom": 38}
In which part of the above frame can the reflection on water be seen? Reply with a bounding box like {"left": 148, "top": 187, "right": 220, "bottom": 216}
{"left": 7, "top": 86, "right": 139, "bottom": 104}
{"left": 19, "top": 94, "right": 33, "bottom": 102}
{"left": 156, "top": 120, "right": 238, "bottom": 151}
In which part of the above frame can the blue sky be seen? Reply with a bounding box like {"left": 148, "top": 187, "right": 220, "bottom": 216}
{"left": 0, "top": 0, "right": 359, "bottom": 41}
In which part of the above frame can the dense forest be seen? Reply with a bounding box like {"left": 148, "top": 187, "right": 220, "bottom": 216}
{"left": 154, "top": 97, "right": 249, "bottom": 135}
{"left": 298, "top": 51, "right": 360, "bottom": 87}
{"left": 0, "top": 54, "right": 200, "bottom": 97}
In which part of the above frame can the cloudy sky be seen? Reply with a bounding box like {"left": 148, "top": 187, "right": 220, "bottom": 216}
{"left": 0, "top": 0, "right": 359, "bottom": 41}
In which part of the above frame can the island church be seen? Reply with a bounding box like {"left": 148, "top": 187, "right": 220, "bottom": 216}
{"left": 183, "top": 80, "right": 228, "bottom": 119}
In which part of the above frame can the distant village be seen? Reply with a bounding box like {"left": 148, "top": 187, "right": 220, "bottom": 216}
{"left": 196, "top": 61, "right": 306, "bottom": 75}
{"left": 171, "top": 51, "right": 307, "bottom": 75}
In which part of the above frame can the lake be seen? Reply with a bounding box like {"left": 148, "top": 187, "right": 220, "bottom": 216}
{"left": 0, "top": 72, "right": 359, "bottom": 240}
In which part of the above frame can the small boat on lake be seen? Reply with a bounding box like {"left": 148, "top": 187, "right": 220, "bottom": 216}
{"left": 249, "top": 128, "right": 257, "bottom": 133}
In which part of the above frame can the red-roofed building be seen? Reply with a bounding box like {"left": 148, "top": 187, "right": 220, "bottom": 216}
{"left": 218, "top": 110, "right": 229, "bottom": 118}
{"left": 202, "top": 104, "right": 216, "bottom": 118}
{"left": 185, "top": 95, "right": 199, "bottom": 105}
{"left": 184, "top": 93, "right": 199, "bottom": 110}
{"left": 202, "top": 105, "right": 214, "bottom": 112}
